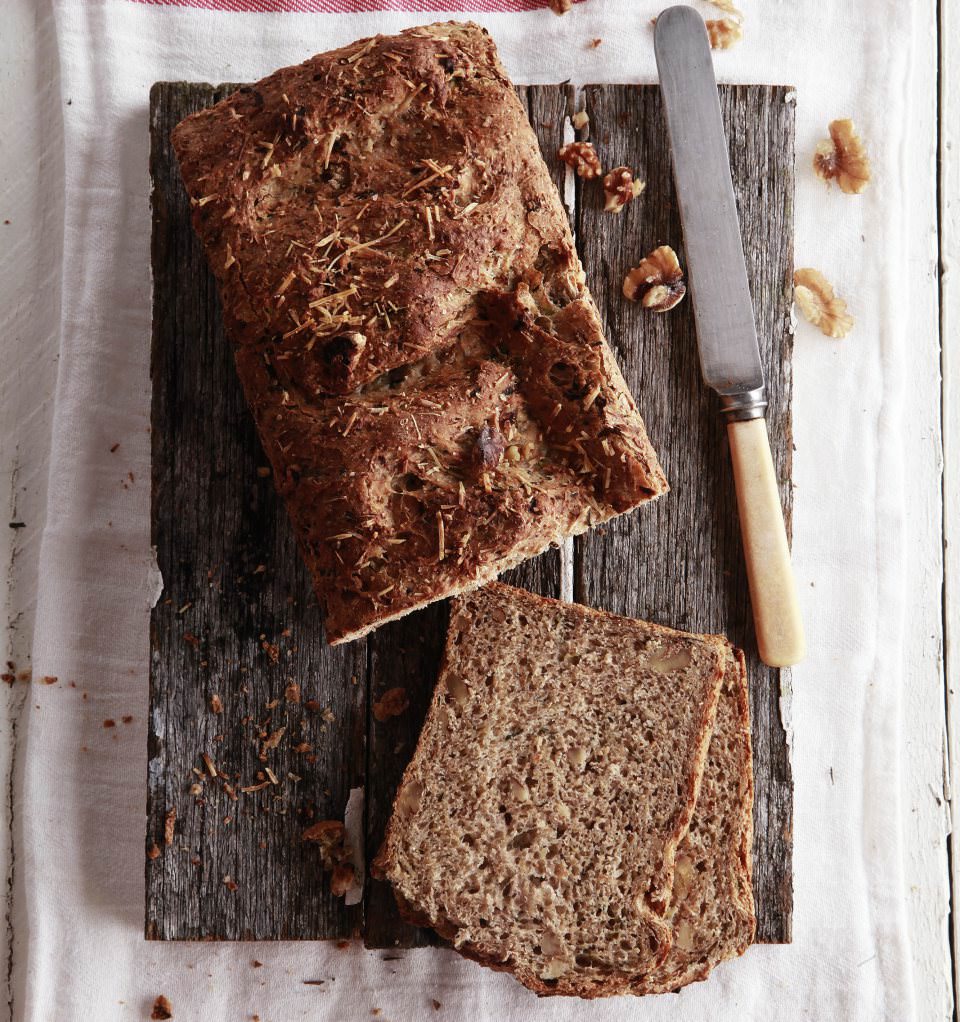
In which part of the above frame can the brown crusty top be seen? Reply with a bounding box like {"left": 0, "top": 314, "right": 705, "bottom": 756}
{"left": 172, "top": 22, "right": 668, "bottom": 643}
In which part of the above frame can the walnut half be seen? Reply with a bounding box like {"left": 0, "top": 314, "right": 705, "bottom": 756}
{"left": 793, "top": 268, "right": 854, "bottom": 338}
{"left": 623, "top": 245, "right": 686, "bottom": 312}
{"left": 813, "top": 119, "right": 871, "bottom": 194}
{"left": 603, "top": 166, "right": 646, "bottom": 213}
{"left": 558, "top": 141, "right": 602, "bottom": 179}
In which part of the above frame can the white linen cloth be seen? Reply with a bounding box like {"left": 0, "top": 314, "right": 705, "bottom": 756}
{"left": 10, "top": 0, "right": 939, "bottom": 1017}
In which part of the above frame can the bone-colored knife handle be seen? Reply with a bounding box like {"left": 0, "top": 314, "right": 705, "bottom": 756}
{"left": 726, "top": 417, "right": 805, "bottom": 667}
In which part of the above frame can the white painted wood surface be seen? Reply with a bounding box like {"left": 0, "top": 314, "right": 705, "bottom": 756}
{"left": 0, "top": 1, "right": 63, "bottom": 1015}
{"left": 0, "top": 2, "right": 954, "bottom": 1018}
{"left": 942, "top": 0, "right": 960, "bottom": 1015}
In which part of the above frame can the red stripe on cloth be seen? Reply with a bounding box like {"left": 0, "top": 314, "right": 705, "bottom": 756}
{"left": 130, "top": 0, "right": 557, "bottom": 11}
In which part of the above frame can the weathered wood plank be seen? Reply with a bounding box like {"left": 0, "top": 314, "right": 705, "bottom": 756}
{"left": 147, "top": 82, "right": 366, "bottom": 940}
{"left": 575, "top": 83, "right": 795, "bottom": 943}
{"left": 148, "top": 81, "right": 794, "bottom": 947}
{"left": 361, "top": 84, "right": 573, "bottom": 949}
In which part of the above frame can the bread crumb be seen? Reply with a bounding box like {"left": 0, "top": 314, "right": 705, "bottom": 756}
{"left": 147, "top": 843, "right": 161, "bottom": 860}
{"left": 285, "top": 682, "right": 301, "bottom": 704}
{"left": 150, "top": 995, "right": 173, "bottom": 1020}
{"left": 373, "top": 687, "right": 410, "bottom": 722}
{"left": 41, "top": 676, "right": 58, "bottom": 685}
{"left": 262, "top": 727, "right": 286, "bottom": 752}
{"left": 164, "top": 808, "right": 176, "bottom": 846}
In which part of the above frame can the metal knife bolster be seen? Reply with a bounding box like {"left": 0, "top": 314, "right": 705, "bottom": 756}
{"left": 719, "top": 387, "right": 767, "bottom": 422}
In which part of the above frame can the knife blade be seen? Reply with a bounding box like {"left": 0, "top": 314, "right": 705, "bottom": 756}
{"left": 654, "top": 4, "right": 764, "bottom": 415}
{"left": 654, "top": 5, "right": 805, "bottom": 667}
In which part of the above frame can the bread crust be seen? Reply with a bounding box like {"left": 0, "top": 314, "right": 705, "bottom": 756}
{"left": 171, "top": 23, "right": 667, "bottom": 644}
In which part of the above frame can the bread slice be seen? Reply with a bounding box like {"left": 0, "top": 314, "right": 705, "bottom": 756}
{"left": 373, "top": 583, "right": 730, "bottom": 997}
{"left": 633, "top": 647, "right": 755, "bottom": 994}
{"left": 171, "top": 23, "right": 667, "bottom": 645}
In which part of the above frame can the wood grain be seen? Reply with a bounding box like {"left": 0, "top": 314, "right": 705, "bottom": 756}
{"left": 575, "top": 84, "right": 795, "bottom": 943}
{"left": 148, "top": 81, "right": 793, "bottom": 946}
{"left": 148, "top": 83, "right": 367, "bottom": 940}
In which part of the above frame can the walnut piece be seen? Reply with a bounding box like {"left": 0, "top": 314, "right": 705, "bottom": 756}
{"left": 571, "top": 110, "right": 589, "bottom": 131}
{"left": 558, "top": 141, "right": 602, "bottom": 180}
{"left": 706, "top": 17, "right": 743, "bottom": 48}
{"left": 623, "top": 245, "right": 686, "bottom": 311}
{"left": 708, "top": 0, "right": 742, "bottom": 14}
{"left": 793, "top": 268, "right": 854, "bottom": 338}
{"left": 303, "top": 818, "right": 358, "bottom": 895}
{"left": 813, "top": 119, "right": 871, "bottom": 194}
{"left": 330, "top": 863, "right": 356, "bottom": 896}
{"left": 549, "top": 0, "right": 572, "bottom": 13}
{"left": 603, "top": 166, "right": 645, "bottom": 213}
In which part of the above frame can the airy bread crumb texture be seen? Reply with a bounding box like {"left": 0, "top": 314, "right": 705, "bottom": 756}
{"left": 375, "top": 584, "right": 754, "bottom": 997}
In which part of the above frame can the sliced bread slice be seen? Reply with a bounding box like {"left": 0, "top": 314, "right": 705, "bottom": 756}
{"left": 373, "top": 582, "right": 729, "bottom": 997}
{"left": 634, "top": 646, "right": 756, "bottom": 994}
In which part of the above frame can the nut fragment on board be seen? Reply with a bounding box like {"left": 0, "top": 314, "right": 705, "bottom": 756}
{"left": 813, "top": 119, "right": 872, "bottom": 194}
{"left": 706, "top": 17, "right": 743, "bottom": 49}
{"left": 603, "top": 166, "right": 645, "bottom": 213}
{"left": 571, "top": 110, "right": 589, "bottom": 131}
{"left": 793, "top": 268, "right": 854, "bottom": 338}
{"left": 549, "top": 0, "right": 572, "bottom": 13}
{"left": 623, "top": 245, "right": 686, "bottom": 311}
{"left": 558, "top": 141, "right": 602, "bottom": 179}
{"left": 303, "top": 820, "right": 347, "bottom": 866}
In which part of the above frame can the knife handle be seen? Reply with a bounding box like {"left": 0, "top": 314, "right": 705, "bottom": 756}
{"left": 727, "top": 417, "right": 806, "bottom": 667}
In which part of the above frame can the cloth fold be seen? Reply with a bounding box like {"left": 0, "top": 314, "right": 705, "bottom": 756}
{"left": 13, "top": 0, "right": 936, "bottom": 1017}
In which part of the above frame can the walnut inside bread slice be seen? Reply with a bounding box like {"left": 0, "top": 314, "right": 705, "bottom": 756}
{"left": 373, "top": 583, "right": 754, "bottom": 997}
{"left": 171, "top": 22, "right": 667, "bottom": 644}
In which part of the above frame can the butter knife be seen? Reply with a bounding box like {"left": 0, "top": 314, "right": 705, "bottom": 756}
{"left": 654, "top": 5, "right": 805, "bottom": 667}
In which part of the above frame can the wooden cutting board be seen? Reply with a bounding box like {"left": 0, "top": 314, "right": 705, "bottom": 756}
{"left": 146, "top": 82, "right": 794, "bottom": 947}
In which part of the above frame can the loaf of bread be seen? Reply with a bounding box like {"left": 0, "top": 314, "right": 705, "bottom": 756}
{"left": 171, "top": 23, "right": 667, "bottom": 644}
{"left": 373, "top": 583, "right": 755, "bottom": 997}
